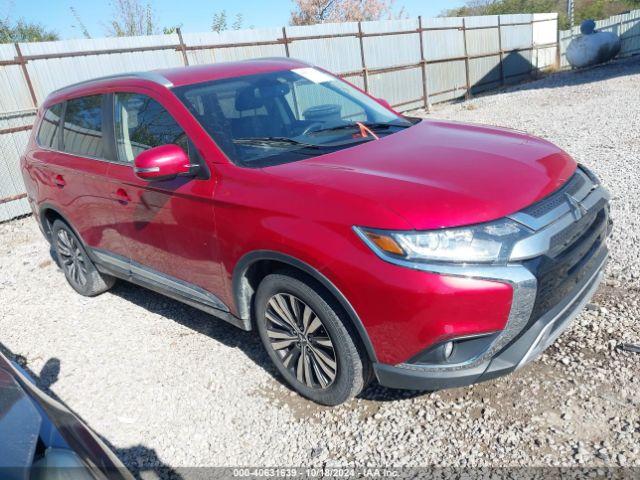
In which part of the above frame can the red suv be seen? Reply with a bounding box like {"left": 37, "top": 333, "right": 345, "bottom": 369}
{"left": 21, "top": 58, "right": 611, "bottom": 405}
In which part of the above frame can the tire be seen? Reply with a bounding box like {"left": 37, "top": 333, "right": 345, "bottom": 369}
{"left": 51, "top": 219, "right": 116, "bottom": 297}
{"left": 255, "top": 271, "right": 370, "bottom": 405}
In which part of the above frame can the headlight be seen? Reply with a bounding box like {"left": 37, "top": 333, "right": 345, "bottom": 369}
{"left": 355, "top": 219, "right": 530, "bottom": 264}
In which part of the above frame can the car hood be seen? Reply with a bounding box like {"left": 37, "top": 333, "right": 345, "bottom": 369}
{"left": 0, "top": 352, "right": 133, "bottom": 479}
{"left": 264, "top": 119, "right": 577, "bottom": 230}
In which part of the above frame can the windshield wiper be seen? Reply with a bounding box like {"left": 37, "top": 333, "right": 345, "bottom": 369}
{"left": 308, "top": 122, "right": 410, "bottom": 135}
{"left": 233, "top": 137, "right": 323, "bottom": 149}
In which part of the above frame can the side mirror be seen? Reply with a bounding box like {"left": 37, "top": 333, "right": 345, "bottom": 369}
{"left": 134, "top": 144, "right": 192, "bottom": 181}
{"left": 377, "top": 98, "right": 393, "bottom": 110}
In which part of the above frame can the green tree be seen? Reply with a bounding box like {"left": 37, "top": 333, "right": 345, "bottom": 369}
{"left": 105, "top": 0, "right": 179, "bottom": 37}
{"left": 107, "top": 0, "right": 156, "bottom": 36}
{"left": 0, "top": 18, "right": 58, "bottom": 43}
{"left": 70, "top": 6, "right": 92, "bottom": 39}
{"left": 211, "top": 10, "right": 244, "bottom": 32}
{"left": 443, "top": 0, "right": 639, "bottom": 29}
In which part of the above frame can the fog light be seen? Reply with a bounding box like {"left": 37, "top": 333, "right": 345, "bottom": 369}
{"left": 443, "top": 341, "right": 454, "bottom": 360}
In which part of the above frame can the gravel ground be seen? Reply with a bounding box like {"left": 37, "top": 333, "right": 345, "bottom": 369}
{"left": 1, "top": 57, "right": 639, "bottom": 476}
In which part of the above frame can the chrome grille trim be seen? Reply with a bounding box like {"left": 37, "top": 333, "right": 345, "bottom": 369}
{"left": 509, "top": 184, "right": 609, "bottom": 261}
{"left": 516, "top": 257, "right": 606, "bottom": 369}
{"left": 508, "top": 168, "right": 596, "bottom": 231}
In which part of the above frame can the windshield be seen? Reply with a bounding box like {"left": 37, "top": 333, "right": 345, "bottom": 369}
{"left": 173, "top": 67, "right": 414, "bottom": 167}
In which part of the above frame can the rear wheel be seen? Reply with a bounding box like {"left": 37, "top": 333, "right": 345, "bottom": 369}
{"left": 255, "top": 271, "right": 370, "bottom": 405}
{"left": 51, "top": 220, "right": 115, "bottom": 297}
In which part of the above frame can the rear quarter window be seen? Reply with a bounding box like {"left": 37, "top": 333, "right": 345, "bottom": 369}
{"left": 36, "top": 103, "right": 63, "bottom": 148}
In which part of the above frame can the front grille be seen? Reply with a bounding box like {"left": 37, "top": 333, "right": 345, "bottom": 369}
{"left": 520, "top": 170, "right": 587, "bottom": 218}
{"left": 526, "top": 203, "right": 609, "bottom": 323}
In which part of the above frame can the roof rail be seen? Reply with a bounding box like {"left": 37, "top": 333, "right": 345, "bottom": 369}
{"left": 49, "top": 71, "right": 173, "bottom": 97}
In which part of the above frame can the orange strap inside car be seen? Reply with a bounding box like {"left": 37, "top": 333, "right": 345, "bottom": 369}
{"left": 356, "top": 122, "right": 379, "bottom": 140}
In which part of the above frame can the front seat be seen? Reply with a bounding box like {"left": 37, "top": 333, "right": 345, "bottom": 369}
{"left": 233, "top": 86, "right": 282, "bottom": 138}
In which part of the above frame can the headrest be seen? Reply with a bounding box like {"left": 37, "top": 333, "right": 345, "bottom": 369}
{"left": 235, "top": 87, "right": 264, "bottom": 111}
{"left": 235, "top": 82, "right": 291, "bottom": 111}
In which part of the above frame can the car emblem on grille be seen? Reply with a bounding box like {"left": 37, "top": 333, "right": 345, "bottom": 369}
{"left": 565, "top": 193, "right": 587, "bottom": 220}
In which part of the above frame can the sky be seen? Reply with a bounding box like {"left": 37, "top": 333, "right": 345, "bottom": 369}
{"left": 6, "top": 0, "right": 465, "bottom": 40}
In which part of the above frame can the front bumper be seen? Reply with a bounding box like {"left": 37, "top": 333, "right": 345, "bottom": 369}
{"left": 374, "top": 247, "right": 606, "bottom": 390}
{"left": 370, "top": 166, "right": 611, "bottom": 391}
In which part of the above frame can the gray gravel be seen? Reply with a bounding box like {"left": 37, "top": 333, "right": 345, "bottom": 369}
{"left": 1, "top": 57, "right": 639, "bottom": 474}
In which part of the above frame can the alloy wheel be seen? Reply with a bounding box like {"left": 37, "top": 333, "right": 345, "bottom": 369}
{"left": 56, "top": 229, "right": 88, "bottom": 287}
{"left": 264, "top": 293, "right": 337, "bottom": 389}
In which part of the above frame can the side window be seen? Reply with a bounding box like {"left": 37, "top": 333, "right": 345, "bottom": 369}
{"left": 37, "top": 103, "right": 63, "bottom": 149}
{"left": 114, "top": 93, "right": 188, "bottom": 164}
{"left": 62, "top": 95, "right": 105, "bottom": 159}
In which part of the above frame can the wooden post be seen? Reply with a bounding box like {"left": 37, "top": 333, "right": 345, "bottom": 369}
{"left": 0, "top": 193, "right": 27, "bottom": 206}
{"left": 282, "top": 27, "right": 290, "bottom": 57}
{"left": 497, "top": 17, "right": 505, "bottom": 86}
{"left": 283, "top": 26, "right": 301, "bottom": 118}
{"left": 556, "top": 22, "right": 562, "bottom": 69}
{"left": 176, "top": 28, "right": 189, "bottom": 66}
{"left": 357, "top": 22, "right": 369, "bottom": 92}
{"left": 462, "top": 18, "right": 471, "bottom": 100}
{"left": 14, "top": 43, "right": 37, "bottom": 108}
{"left": 418, "top": 16, "right": 431, "bottom": 112}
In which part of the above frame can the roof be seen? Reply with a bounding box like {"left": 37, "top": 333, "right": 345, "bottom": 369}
{"left": 45, "top": 57, "right": 309, "bottom": 105}
{"left": 157, "top": 57, "right": 308, "bottom": 87}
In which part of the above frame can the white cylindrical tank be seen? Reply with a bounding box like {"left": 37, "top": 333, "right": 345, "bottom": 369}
{"left": 566, "top": 20, "right": 621, "bottom": 68}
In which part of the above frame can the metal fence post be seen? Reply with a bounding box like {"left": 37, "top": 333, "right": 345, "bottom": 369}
{"left": 176, "top": 28, "right": 189, "bottom": 66}
{"left": 282, "top": 26, "right": 301, "bottom": 117}
{"left": 556, "top": 21, "right": 562, "bottom": 69}
{"left": 462, "top": 18, "right": 471, "bottom": 100}
{"left": 498, "top": 17, "right": 506, "bottom": 85}
{"left": 14, "top": 43, "right": 37, "bottom": 108}
{"left": 418, "top": 16, "right": 431, "bottom": 112}
{"left": 282, "top": 27, "right": 290, "bottom": 57}
{"left": 357, "top": 22, "right": 369, "bottom": 92}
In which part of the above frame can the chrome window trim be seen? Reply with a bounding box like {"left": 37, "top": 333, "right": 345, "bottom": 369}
{"left": 35, "top": 144, "right": 129, "bottom": 166}
{"left": 49, "top": 71, "right": 173, "bottom": 97}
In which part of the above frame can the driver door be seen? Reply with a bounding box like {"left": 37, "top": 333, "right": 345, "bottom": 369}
{"left": 102, "top": 90, "right": 227, "bottom": 309}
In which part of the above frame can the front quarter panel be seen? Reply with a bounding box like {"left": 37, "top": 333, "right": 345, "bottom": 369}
{"left": 216, "top": 164, "right": 514, "bottom": 365}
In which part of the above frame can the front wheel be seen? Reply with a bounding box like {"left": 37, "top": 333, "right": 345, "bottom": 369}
{"left": 255, "top": 271, "right": 370, "bottom": 405}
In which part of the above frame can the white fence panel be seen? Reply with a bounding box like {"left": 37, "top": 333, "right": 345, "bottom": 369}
{"left": 0, "top": 12, "right": 567, "bottom": 222}
{"left": 288, "top": 22, "right": 362, "bottom": 74}
{"left": 183, "top": 28, "right": 287, "bottom": 65}
{"left": 20, "top": 35, "right": 183, "bottom": 105}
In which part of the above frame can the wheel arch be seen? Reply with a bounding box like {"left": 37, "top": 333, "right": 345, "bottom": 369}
{"left": 232, "top": 250, "right": 378, "bottom": 363}
{"left": 39, "top": 203, "right": 76, "bottom": 243}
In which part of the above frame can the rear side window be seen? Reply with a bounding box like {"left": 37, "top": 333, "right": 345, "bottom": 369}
{"left": 37, "top": 103, "right": 63, "bottom": 148}
{"left": 114, "top": 93, "right": 187, "bottom": 163}
{"left": 62, "top": 95, "right": 105, "bottom": 159}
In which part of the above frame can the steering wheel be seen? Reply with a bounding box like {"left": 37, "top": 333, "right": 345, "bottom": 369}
{"left": 300, "top": 122, "right": 325, "bottom": 136}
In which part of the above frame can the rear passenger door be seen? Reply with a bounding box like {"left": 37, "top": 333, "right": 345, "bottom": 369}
{"left": 30, "top": 95, "right": 123, "bottom": 254}
{"left": 103, "top": 90, "right": 226, "bottom": 307}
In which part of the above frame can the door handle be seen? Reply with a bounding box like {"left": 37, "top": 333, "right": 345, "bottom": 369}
{"left": 53, "top": 174, "right": 65, "bottom": 187}
{"left": 112, "top": 188, "right": 131, "bottom": 204}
